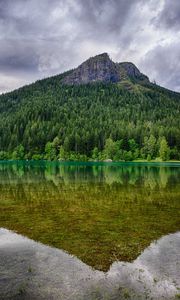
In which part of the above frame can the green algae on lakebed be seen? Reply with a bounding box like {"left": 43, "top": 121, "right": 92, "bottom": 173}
{"left": 0, "top": 160, "right": 180, "bottom": 271}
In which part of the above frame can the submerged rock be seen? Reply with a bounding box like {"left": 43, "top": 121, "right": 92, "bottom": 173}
{"left": 0, "top": 228, "right": 179, "bottom": 299}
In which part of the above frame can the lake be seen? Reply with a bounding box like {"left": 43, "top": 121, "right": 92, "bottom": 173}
{"left": 0, "top": 161, "right": 180, "bottom": 271}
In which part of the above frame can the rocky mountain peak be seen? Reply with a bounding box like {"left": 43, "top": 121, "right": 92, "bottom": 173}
{"left": 92, "top": 52, "right": 110, "bottom": 60}
{"left": 62, "top": 52, "right": 120, "bottom": 85}
{"left": 62, "top": 53, "right": 149, "bottom": 85}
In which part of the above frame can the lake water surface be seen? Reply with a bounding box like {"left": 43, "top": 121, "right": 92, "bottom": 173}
{"left": 0, "top": 161, "right": 179, "bottom": 271}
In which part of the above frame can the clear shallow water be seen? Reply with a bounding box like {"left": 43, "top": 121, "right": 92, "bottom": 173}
{"left": 0, "top": 161, "right": 180, "bottom": 271}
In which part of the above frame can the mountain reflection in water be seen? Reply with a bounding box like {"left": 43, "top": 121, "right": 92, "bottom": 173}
{"left": 0, "top": 161, "right": 180, "bottom": 271}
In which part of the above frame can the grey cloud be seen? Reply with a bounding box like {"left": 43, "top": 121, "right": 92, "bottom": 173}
{"left": 140, "top": 42, "right": 180, "bottom": 92}
{"left": 0, "top": 40, "right": 39, "bottom": 73}
{"left": 0, "top": 1, "right": 77, "bottom": 75}
{"left": 76, "top": 0, "right": 138, "bottom": 35}
{"left": 153, "top": 0, "right": 180, "bottom": 31}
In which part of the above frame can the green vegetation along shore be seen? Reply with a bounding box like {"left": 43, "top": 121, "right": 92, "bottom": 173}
{"left": 0, "top": 135, "right": 177, "bottom": 162}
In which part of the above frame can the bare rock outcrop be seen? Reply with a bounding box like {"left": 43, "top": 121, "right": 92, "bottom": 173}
{"left": 62, "top": 53, "right": 149, "bottom": 85}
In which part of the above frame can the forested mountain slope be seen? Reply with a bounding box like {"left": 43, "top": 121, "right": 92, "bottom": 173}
{"left": 0, "top": 53, "right": 179, "bottom": 161}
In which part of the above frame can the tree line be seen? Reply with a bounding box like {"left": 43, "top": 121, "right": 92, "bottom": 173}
{"left": 0, "top": 135, "right": 171, "bottom": 161}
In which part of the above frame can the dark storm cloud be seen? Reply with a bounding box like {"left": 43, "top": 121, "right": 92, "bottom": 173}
{"left": 0, "top": 0, "right": 179, "bottom": 93}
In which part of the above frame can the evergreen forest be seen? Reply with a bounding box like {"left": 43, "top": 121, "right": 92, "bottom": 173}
{"left": 0, "top": 72, "right": 180, "bottom": 162}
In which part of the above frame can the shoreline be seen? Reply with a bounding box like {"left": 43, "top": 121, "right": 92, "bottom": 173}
{"left": 0, "top": 159, "right": 180, "bottom": 166}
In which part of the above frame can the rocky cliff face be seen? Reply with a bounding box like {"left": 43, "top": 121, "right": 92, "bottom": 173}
{"left": 62, "top": 53, "right": 120, "bottom": 85}
{"left": 119, "top": 62, "right": 149, "bottom": 81}
{"left": 62, "top": 53, "right": 149, "bottom": 85}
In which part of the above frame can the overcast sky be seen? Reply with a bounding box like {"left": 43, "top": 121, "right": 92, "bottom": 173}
{"left": 0, "top": 0, "right": 180, "bottom": 93}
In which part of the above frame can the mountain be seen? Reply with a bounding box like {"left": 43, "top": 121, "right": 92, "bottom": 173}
{"left": 0, "top": 53, "right": 179, "bottom": 161}
{"left": 62, "top": 53, "right": 149, "bottom": 85}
